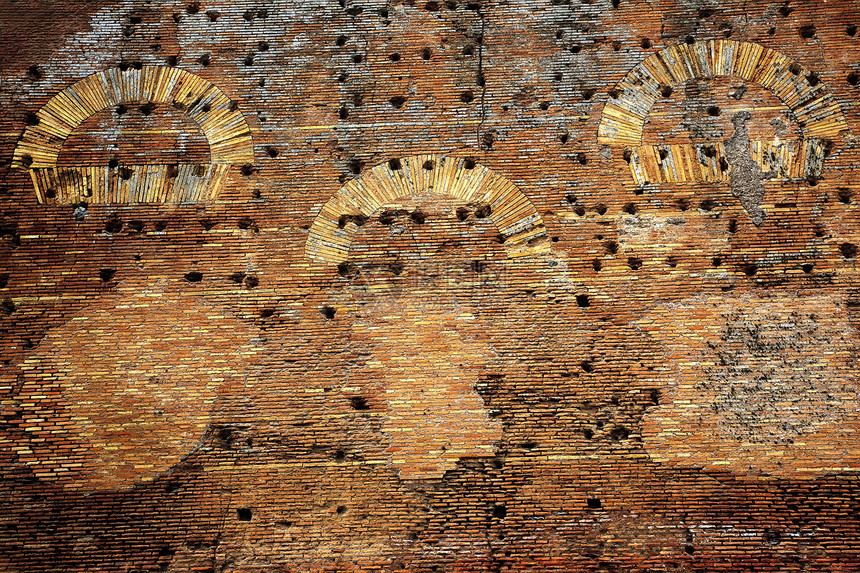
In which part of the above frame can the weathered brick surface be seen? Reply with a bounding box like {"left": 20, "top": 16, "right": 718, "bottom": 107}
{"left": 2, "top": 0, "right": 860, "bottom": 571}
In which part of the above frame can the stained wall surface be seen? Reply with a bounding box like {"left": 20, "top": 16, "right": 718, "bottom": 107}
{"left": 2, "top": 0, "right": 860, "bottom": 571}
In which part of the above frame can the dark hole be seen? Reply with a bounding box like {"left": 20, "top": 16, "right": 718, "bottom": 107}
{"left": 577, "top": 152, "right": 587, "bottom": 165}
{"left": 243, "top": 9, "right": 256, "bottom": 20}
{"left": 119, "top": 167, "right": 134, "bottom": 180}
{"left": 685, "top": 35, "right": 695, "bottom": 45}
{"left": 719, "top": 157, "right": 730, "bottom": 171}
{"left": 610, "top": 426, "right": 629, "bottom": 441}
{"left": 685, "top": 545, "right": 695, "bottom": 555}
{"left": 658, "top": 148, "right": 669, "bottom": 161}
{"left": 99, "top": 268, "right": 116, "bottom": 282}
{"left": 521, "top": 441, "right": 538, "bottom": 449}
{"left": 592, "top": 259, "right": 602, "bottom": 271}
{"left": 339, "top": 106, "right": 349, "bottom": 119}
{"left": 581, "top": 360, "right": 594, "bottom": 373}
{"left": 667, "top": 256, "right": 678, "bottom": 268}
{"left": 460, "top": 90, "right": 475, "bottom": 103}
{"left": 789, "top": 62, "right": 802, "bottom": 75}
{"left": 321, "top": 305, "right": 337, "bottom": 319}
{"left": 244, "top": 276, "right": 259, "bottom": 288}
{"left": 574, "top": 205, "right": 586, "bottom": 216}
{"left": 45, "top": 188, "right": 57, "bottom": 199}
{"left": 352, "top": 53, "right": 363, "bottom": 64}
{"left": 740, "top": 262, "right": 758, "bottom": 276}
{"left": 24, "top": 111, "right": 39, "bottom": 126}
{"left": 229, "top": 271, "right": 246, "bottom": 283}
{"left": 167, "top": 164, "right": 179, "bottom": 178}
{"left": 698, "top": 7, "right": 714, "bottom": 17}
{"left": 474, "top": 203, "right": 492, "bottom": 218}
{"left": 266, "top": 146, "right": 279, "bottom": 158}
{"left": 132, "top": 61, "right": 143, "bottom": 70}
{"left": 423, "top": 160, "right": 435, "bottom": 170}
{"left": 840, "top": 242, "right": 858, "bottom": 258}
{"left": 706, "top": 105, "right": 720, "bottom": 116}
{"left": 848, "top": 72, "right": 860, "bottom": 86}
{"left": 336, "top": 504, "right": 348, "bottom": 515}
{"left": 20, "top": 154, "right": 33, "bottom": 167}
{"left": 628, "top": 256, "right": 643, "bottom": 270}
{"left": 240, "top": 164, "right": 256, "bottom": 176}
{"left": 206, "top": 10, "right": 220, "bottom": 21}
{"left": 619, "top": 150, "right": 634, "bottom": 167}
{"left": 346, "top": 6, "right": 363, "bottom": 15}
{"left": 350, "top": 396, "right": 369, "bottom": 410}
{"left": 802, "top": 263, "right": 814, "bottom": 273}
{"left": 244, "top": 54, "right": 254, "bottom": 66}
{"left": 492, "top": 505, "right": 506, "bottom": 519}
{"left": 605, "top": 240, "right": 618, "bottom": 254}
{"left": 660, "top": 84, "right": 673, "bottom": 98}
{"left": 700, "top": 198, "right": 716, "bottom": 211}
{"left": 839, "top": 189, "right": 853, "bottom": 204}
{"left": 641, "top": 38, "right": 651, "bottom": 49}
{"left": 26, "top": 64, "right": 42, "bottom": 81}
{"left": 389, "top": 52, "right": 401, "bottom": 61}
{"left": 237, "top": 508, "right": 252, "bottom": 521}
{"left": 471, "top": 260, "right": 487, "bottom": 273}
{"left": 138, "top": 101, "right": 156, "bottom": 115}
{"left": 807, "top": 72, "right": 820, "bottom": 87}
{"left": 565, "top": 193, "right": 577, "bottom": 204}
{"left": 421, "top": 47, "right": 432, "bottom": 60}
{"left": 848, "top": 25, "right": 858, "bottom": 37}
{"left": 608, "top": 88, "right": 622, "bottom": 99}
{"left": 798, "top": 24, "right": 816, "bottom": 38}
{"left": 587, "top": 498, "right": 602, "bottom": 509}
{"left": 464, "top": 157, "right": 476, "bottom": 169}
{"left": 623, "top": 202, "right": 638, "bottom": 215}
{"left": 559, "top": 133, "right": 569, "bottom": 144}
{"left": 389, "top": 96, "right": 406, "bottom": 108}
{"left": 334, "top": 449, "right": 346, "bottom": 461}
{"left": 198, "top": 53, "right": 211, "bottom": 66}
{"left": 260, "top": 308, "right": 275, "bottom": 318}
{"left": 576, "top": 294, "right": 590, "bottom": 307}
{"left": 184, "top": 271, "right": 203, "bottom": 282}
{"left": 767, "top": 26, "right": 776, "bottom": 35}
{"left": 678, "top": 198, "right": 690, "bottom": 211}
{"left": 425, "top": 1, "right": 440, "bottom": 10}
{"left": 456, "top": 207, "right": 471, "bottom": 221}
{"left": 764, "top": 529, "right": 782, "bottom": 545}
{"left": 199, "top": 219, "right": 216, "bottom": 231}
{"left": 595, "top": 203, "right": 607, "bottom": 215}
{"left": 105, "top": 219, "right": 123, "bottom": 233}
{"left": 712, "top": 256, "right": 722, "bottom": 267}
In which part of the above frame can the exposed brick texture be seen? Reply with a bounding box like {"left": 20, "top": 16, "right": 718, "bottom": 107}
{"left": 2, "top": 0, "right": 860, "bottom": 571}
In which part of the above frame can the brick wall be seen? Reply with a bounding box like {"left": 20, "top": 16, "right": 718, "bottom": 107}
{"left": 2, "top": 0, "right": 860, "bottom": 570}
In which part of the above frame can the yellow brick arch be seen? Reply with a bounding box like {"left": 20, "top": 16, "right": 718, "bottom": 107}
{"left": 12, "top": 65, "right": 254, "bottom": 204}
{"left": 597, "top": 40, "right": 849, "bottom": 187}
{"left": 305, "top": 155, "right": 551, "bottom": 263}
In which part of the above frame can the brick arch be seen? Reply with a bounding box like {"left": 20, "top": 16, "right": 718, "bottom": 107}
{"left": 597, "top": 40, "right": 848, "bottom": 147}
{"left": 305, "top": 155, "right": 550, "bottom": 263}
{"left": 12, "top": 66, "right": 254, "bottom": 204}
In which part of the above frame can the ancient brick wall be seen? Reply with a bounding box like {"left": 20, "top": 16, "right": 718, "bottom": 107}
{"left": 2, "top": 0, "right": 860, "bottom": 571}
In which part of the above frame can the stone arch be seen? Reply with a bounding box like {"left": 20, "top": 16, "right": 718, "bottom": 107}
{"left": 305, "top": 155, "right": 550, "bottom": 263}
{"left": 12, "top": 65, "right": 254, "bottom": 204}
{"left": 597, "top": 40, "right": 849, "bottom": 187}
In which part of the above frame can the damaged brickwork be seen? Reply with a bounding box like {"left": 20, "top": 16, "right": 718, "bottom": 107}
{"left": 1, "top": 0, "right": 860, "bottom": 571}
